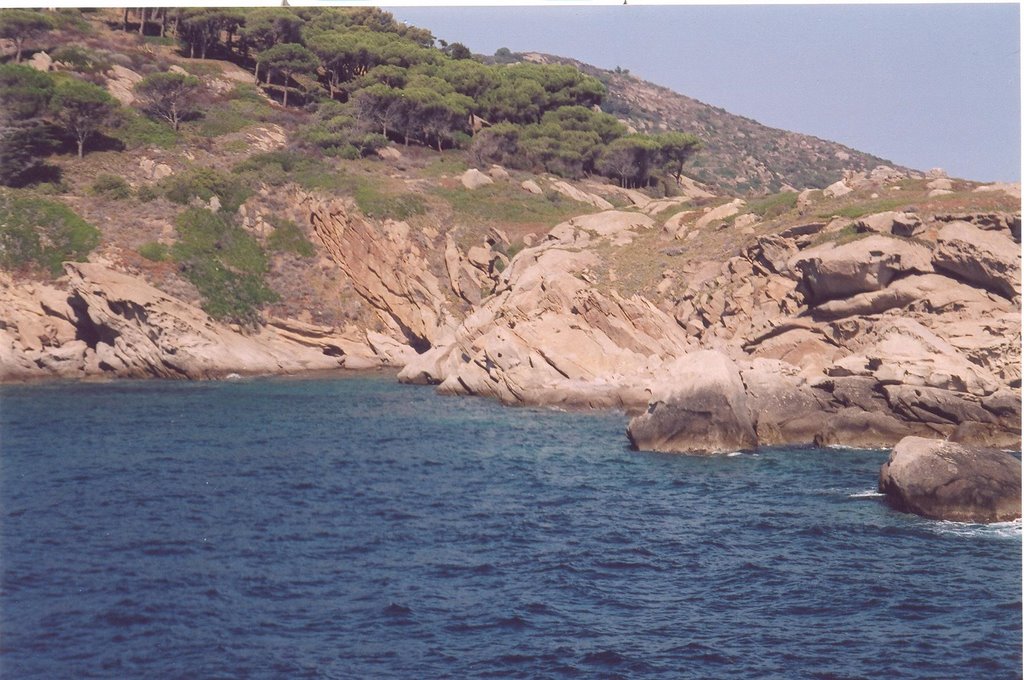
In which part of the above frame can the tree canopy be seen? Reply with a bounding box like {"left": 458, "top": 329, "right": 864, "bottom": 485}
{"left": 51, "top": 78, "right": 118, "bottom": 158}
{"left": 0, "top": 9, "right": 55, "bottom": 64}
{"left": 134, "top": 72, "right": 202, "bottom": 131}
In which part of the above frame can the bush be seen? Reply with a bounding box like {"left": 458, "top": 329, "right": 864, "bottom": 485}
{"left": 138, "top": 241, "right": 168, "bottom": 261}
{"left": 113, "top": 109, "right": 179, "bottom": 149}
{"left": 136, "top": 185, "right": 159, "bottom": 202}
{"left": 89, "top": 173, "right": 133, "bottom": 200}
{"left": 51, "top": 46, "right": 111, "bottom": 75}
{"left": 232, "top": 151, "right": 347, "bottom": 193}
{"left": 171, "top": 208, "right": 277, "bottom": 325}
{"left": 745, "top": 191, "right": 799, "bottom": 220}
{"left": 157, "top": 167, "right": 251, "bottom": 213}
{"left": 353, "top": 183, "right": 426, "bottom": 220}
{"left": 267, "top": 218, "right": 315, "bottom": 257}
{"left": 0, "top": 189, "right": 101, "bottom": 275}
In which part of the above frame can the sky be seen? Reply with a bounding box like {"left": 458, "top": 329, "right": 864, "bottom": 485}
{"left": 385, "top": 4, "right": 1021, "bottom": 183}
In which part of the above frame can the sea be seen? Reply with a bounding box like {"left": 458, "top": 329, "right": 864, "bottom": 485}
{"left": 1, "top": 374, "right": 1020, "bottom": 679}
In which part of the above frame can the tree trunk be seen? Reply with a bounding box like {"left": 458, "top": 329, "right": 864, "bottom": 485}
{"left": 14, "top": 38, "right": 23, "bottom": 63}
{"left": 77, "top": 138, "right": 84, "bottom": 159}
{"left": 254, "top": 61, "right": 260, "bottom": 84}
{"left": 171, "top": 102, "right": 178, "bottom": 131}
{"left": 201, "top": 40, "right": 207, "bottom": 60}
{"left": 160, "top": 10, "right": 167, "bottom": 37}
{"left": 282, "top": 73, "right": 289, "bottom": 106}
{"left": 122, "top": 7, "right": 129, "bottom": 31}
{"left": 138, "top": 8, "right": 146, "bottom": 35}
{"left": 189, "top": 43, "right": 194, "bottom": 59}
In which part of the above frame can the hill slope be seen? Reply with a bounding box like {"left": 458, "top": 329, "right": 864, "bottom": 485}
{"left": 531, "top": 53, "right": 907, "bottom": 194}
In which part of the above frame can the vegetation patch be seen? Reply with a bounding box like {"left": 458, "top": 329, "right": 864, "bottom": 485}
{"left": 171, "top": 207, "right": 277, "bottom": 325}
{"left": 89, "top": 174, "right": 133, "bottom": 200}
{"left": 267, "top": 217, "right": 316, "bottom": 257}
{"left": 157, "top": 167, "right": 251, "bottom": 213}
{"left": 433, "top": 183, "right": 583, "bottom": 228}
{"left": 745, "top": 191, "right": 798, "bottom": 220}
{"left": 818, "top": 197, "right": 909, "bottom": 220}
{"left": 352, "top": 181, "right": 426, "bottom": 220}
{"left": 138, "top": 241, "right": 169, "bottom": 261}
{"left": 113, "top": 109, "right": 179, "bottom": 149}
{"left": 0, "top": 189, "right": 101, "bottom": 276}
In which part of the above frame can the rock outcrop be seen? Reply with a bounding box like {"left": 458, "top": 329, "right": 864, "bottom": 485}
{"left": 626, "top": 351, "right": 757, "bottom": 454}
{"left": 301, "top": 191, "right": 456, "bottom": 351}
{"left": 0, "top": 263, "right": 396, "bottom": 381}
{"left": 879, "top": 436, "right": 1022, "bottom": 523}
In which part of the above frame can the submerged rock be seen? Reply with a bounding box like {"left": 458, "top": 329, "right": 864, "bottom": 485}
{"left": 878, "top": 436, "right": 1021, "bottom": 523}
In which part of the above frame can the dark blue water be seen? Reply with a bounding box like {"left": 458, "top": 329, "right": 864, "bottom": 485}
{"left": 1, "top": 376, "right": 1020, "bottom": 679}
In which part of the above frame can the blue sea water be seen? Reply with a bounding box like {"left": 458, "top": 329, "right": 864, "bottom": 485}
{"left": 0, "top": 375, "right": 1020, "bottom": 679}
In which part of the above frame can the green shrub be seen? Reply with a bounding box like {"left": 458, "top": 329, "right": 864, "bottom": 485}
{"left": 434, "top": 183, "right": 583, "bottom": 227}
{"left": 822, "top": 198, "right": 910, "bottom": 220}
{"left": 138, "top": 241, "right": 169, "bottom": 261}
{"left": 267, "top": 218, "right": 316, "bottom": 257}
{"left": 89, "top": 174, "right": 133, "bottom": 200}
{"left": 745, "top": 191, "right": 799, "bottom": 220}
{"left": 0, "top": 189, "right": 101, "bottom": 275}
{"left": 157, "top": 167, "right": 251, "bottom": 213}
{"left": 51, "top": 46, "right": 110, "bottom": 75}
{"left": 353, "top": 183, "right": 426, "bottom": 220}
{"left": 233, "top": 151, "right": 347, "bottom": 192}
{"left": 136, "top": 185, "right": 159, "bottom": 202}
{"left": 171, "top": 208, "right": 277, "bottom": 325}
{"left": 114, "top": 109, "right": 179, "bottom": 149}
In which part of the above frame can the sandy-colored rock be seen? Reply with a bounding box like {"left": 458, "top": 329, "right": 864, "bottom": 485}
{"left": 855, "top": 211, "right": 923, "bottom": 237}
{"left": 488, "top": 165, "right": 510, "bottom": 180}
{"left": 627, "top": 351, "right": 757, "bottom": 454}
{"left": 823, "top": 179, "right": 853, "bottom": 198}
{"left": 105, "top": 64, "right": 143, "bottom": 105}
{"left": 694, "top": 199, "right": 744, "bottom": 231}
{"left": 303, "top": 192, "right": 455, "bottom": 350}
{"left": 521, "top": 179, "right": 543, "bottom": 195}
{"left": 789, "top": 234, "right": 933, "bottom": 304}
{"left": 879, "top": 436, "right": 1021, "bottom": 522}
{"left": 933, "top": 221, "right": 1020, "bottom": 299}
{"left": 548, "top": 180, "right": 614, "bottom": 210}
{"left": 27, "top": 50, "right": 52, "bottom": 72}
{"left": 460, "top": 168, "right": 494, "bottom": 190}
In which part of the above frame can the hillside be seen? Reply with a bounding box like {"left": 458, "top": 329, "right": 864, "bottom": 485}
{"left": 530, "top": 53, "right": 906, "bottom": 194}
{"left": 1, "top": 8, "right": 1021, "bottom": 451}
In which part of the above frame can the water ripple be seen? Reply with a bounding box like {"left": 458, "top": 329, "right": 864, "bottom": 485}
{"left": 1, "top": 376, "right": 1019, "bottom": 679}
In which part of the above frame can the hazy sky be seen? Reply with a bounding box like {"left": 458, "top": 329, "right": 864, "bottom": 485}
{"left": 387, "top": 4, "right": 1021, "bottom": 183}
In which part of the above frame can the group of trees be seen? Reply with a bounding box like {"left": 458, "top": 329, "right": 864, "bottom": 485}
{"left": 0, "top": 63, "right": 121, "bottom": 185}
{"left": 0, "top": 59, "right": 201, "bottom": 186}
{"left": 470, "top": 107, "right": 699, "bottom": 188}
{"left": 0, "top": 7, "right": 702, "bottom": 189}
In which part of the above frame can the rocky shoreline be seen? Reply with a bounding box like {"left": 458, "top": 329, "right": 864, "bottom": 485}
{"left": 2, "top": 176, "right": 1021, "bottom": 454}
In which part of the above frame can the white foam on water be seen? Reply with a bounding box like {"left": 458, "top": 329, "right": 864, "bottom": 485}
{"left": 848, "top": 490, "right": 886, "bottom": 499}
{"left": 925, "top": 518, "right": 1022, "bottom": 540}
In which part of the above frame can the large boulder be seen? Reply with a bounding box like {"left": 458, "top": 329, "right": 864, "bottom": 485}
{"left": 460, "top": 168, "right": 494, "bottom": 190}
{"left": 879, "top": 436, "right": 1021, "bottom": 523}
{"left": 627, "top": 350, "right": 757, "bottom": 454}
{"left": 932, "top": 221, "right": 1021, "bottom": 300}
{"left": 789, "top": 234, "right": 933, "bottom": 304}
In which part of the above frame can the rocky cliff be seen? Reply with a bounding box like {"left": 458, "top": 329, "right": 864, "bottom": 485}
{"left": 4, "top": 169, "right": 1019, "bottom": 451}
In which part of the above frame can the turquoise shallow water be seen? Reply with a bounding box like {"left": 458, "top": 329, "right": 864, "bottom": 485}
{"left": 1, "top": 375, "right": 1020, "bottom": 678}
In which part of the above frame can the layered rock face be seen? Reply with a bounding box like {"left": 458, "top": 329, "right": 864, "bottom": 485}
{"left": 395, "top": 203, "right": 1020, "bottom": 451}
{"left": 0, "top": 263, "right": 393, "bottom": 380}
{"left": 398, "top": 210, "right": 695, "bottom": 410}
{"left": 4, "top": 181, "right": 1020, "bottom": 454}
{"left": 879, "top": 436, "right": 1021, "bottom": 523}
